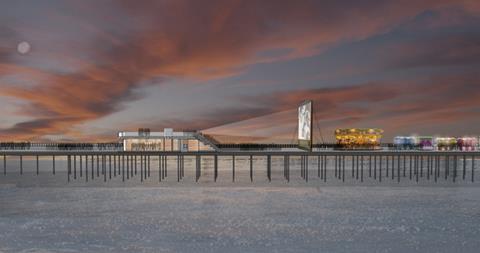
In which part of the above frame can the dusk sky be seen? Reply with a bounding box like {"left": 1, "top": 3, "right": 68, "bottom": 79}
{"left": 1, "top": 0, "right": 480, "bottom": 143}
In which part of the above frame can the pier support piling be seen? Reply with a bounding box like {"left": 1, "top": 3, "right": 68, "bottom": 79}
{"left": 140, "top": 155, "right": 143, "bottom": 182}
{"left": 232, "top": 155, "right": 235, "bottom": 182}
{"left": 148, "top": 155, "right": 151, "bottom": 178}
{"left": 85, "top": 156, "right": 88, "bottom": 182}
{"left": 127, "top": 156, "right": 130, "bottom": 180}
{"left": 96, "top": 155, "right": 99, "bottom": 177}
{"left": 379, "top": 156, "right": 382, "bottom": 182}
{"left": 472, "top": 155, "right": 475, "bottom": 182}
{"left": 369, "top": 156, "right": 372, "bottom": 178}
{"left": 103, "top": 156, "right": 107, "bottom": 182}
{"left": 67, "top": 155, "right": 71, "bottom": 182}
{"left": 73, "top": 156, "right": 76, "bottom": 179}
{"left": 214, "top": 155, "right": 218, "bottom": 182}
{"left": 361, "top": 156, "right": 364, "bottom": 182}
{"left": 267, "top": 155, "right": 272, "bottom": 182}
{"left": 397, "top": 155, "right": 400, "bottom": 183}
{"left": 90, "top": 155, "right": 93, "bottom": 180}
{"left": 20, "top": 156, "right": 23, "bottom": 175}
{"left": 122, "top": 155, "right": 125, "bottom": 182}
{"left": 250, "top": 155, "right": 253, "bottom": 182}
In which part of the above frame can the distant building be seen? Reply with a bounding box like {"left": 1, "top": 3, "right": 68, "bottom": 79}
{"left": 118, "top": 128, "right": 218, "bottom": 151}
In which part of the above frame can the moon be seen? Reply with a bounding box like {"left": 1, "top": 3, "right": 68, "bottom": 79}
{"left": 17, "top": 41, "right": 31, "bottom": 54}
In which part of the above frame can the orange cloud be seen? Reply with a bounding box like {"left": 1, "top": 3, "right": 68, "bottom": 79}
{"left": 205, "top": 73, "right": 480, "bottom": 143}
{"left": 0, "top": 0, "right": 479, "bottom": 141}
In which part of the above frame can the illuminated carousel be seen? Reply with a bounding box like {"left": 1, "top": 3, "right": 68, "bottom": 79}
{"left": 335, "top": 128, "right": 384, "bottom": 150}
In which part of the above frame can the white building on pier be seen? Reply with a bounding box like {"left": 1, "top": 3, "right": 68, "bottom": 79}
{"left": 118, "top": 128, "right": 218, "bottom": 152}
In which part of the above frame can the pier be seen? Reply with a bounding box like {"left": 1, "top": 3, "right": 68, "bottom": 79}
{"left": 0, "top": 150, "right": 478, "bottom": 184}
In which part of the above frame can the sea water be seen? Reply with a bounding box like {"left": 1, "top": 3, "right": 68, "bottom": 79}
{"left": 0, "top": 157, "right": 479, "bottom": 253}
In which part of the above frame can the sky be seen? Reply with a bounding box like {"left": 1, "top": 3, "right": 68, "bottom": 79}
{"left": 1, "top": 0, "right": 480, "bottom": 143}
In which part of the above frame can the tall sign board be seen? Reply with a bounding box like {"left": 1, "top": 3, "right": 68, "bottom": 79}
{"left": 298, "top": 100, "right": 313, "bottom": 151}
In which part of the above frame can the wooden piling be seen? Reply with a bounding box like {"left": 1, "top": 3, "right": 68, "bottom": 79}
{"left": 214, "top": 155, "right": 218, "bottom": 182}
{"left": 427, "top": 156, "right": 430, "bottom": 181}
{"left": 96, "top": 155, "right": 100, "bottom": 177}
{"left": 90, "top": 155, "right": 93, "bottom": 180}
{"left": 267, "top": 155, "right": 272, "bottom": 182}
{"left": 130, "top": 155, "right": 134, "bottom": 178}
{"left": 306, "top": 156, "right": 310, "bottom": 182}
{"left": 163, "top": 156, "right": 166, "bottom": 180}
{"left": 320, "top": 155, "right": 324, "bottom": 180}
{"left": 122, "top": 155, "right": 125, "bottom": 182}
{"left": 140, "top": 155, "right": 143, "bottom": 182}
{"left": 232, "top": 155, "right": 235, "bottom": 182}
{"left": 397, "top": 155, "right": 400, "bottom": 183}
{"left": 391, "top": 156, "right": 395, "bottom": 180}
{"left": 20, "top": 156, "right": 23, "bottom": 175}
{"left": 409, "top": 155, "right": 412, "bottom": 180}
{"left": 414, "top": 155, "right": 418, "bottom": 178}
{"left": 420, "top": 156, "right": 424, "bottom": 178}
{"left": 287, "top": 155, "right": 290, "bottom": 182}
{"left": 379, "top": 156, "right": 382, "bottom": 182}
{"left": 351, "top": 155, "right": 354, "bottom": 178}
{"left": 386, "top": 156, "right": 389, "bottom": 178}
{"left": 369, "top": 156, "right": 372, "bottom": 178}
{"left": 356, "top": 156, "right": 359, "bottom": 180}
{"left": 67, "top": 155, "right": 70, "bottom": 182}
{"left": 445, "top": 156, "right": 449, "bottom": 180}
{"left": 250, "top": 155, "right": 253, "bottom": 182}
{"left": 73, "top": 155, "right": 76, "bottom": 179}
{"left": 163, "top": 156, "right": 167, "bottom": 178}
{"left": 85, "top": 156, "right": 88, "bottom": 182}
{"left": 318, "top": 155, "right": 321, "bottom": 178}
{"left": 103, "top": 156, "right": 107, "bottom": 182}
{"left": 361, "top": 156, "right": 364, "bottom": 182}
{"left": 453, "top": 155, "right": 457, "bottom": 182}
{"left": 324, "top": 155, "right": 327, "bottom": 182}
{"left": 127, "top": 155, "right": 130, "bottom": 180}
{"left": 159, "top": 155, "right": 162, "bottom": 182}
{"left": 177, "top": 155, "right": 180, "bottom": 182}
{"left": 472, "top": 155, "right": 475, "bottom": 182}
{"left": 334, "top": 155, "right": 338, "bottom": 178}
{"left": 196, "top": 155, "right": 199, "bottom": 181}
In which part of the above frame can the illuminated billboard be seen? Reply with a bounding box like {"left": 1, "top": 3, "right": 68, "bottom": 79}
{"left": 298, "top": 100, "right": 312, "bottom": 151}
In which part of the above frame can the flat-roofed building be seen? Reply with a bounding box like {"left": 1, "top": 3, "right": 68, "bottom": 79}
{"left": 118, "top": 128, "right": 218, "bottom": 151}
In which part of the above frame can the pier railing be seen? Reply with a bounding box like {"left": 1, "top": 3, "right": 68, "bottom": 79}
{"left": 0, "top": 142, "right": 123, "bottom": 151}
